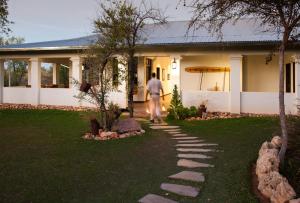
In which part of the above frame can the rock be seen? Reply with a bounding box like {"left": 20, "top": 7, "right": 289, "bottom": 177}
{"left": 259, "top": 141, "right": 276, "bottom": 157}
{"left": 177, "top": 153, "right": 212, "bottom": 159}
{"left": 177, "top": 159, "right": 214, "bottom": 168}
{"left": 271, "top": 136, "right": 282, "bottom": 148}
{"left": 290, "top": 198, "right": 300, "bottom": 203}
{"left": 258, "top": 171, "right": 296, "bottom": 202}
{"left": 169, "top": 171, "right": 205, "bottom": 183}
{"left": 256, "top": 148, "right": 279, "bottom": 179}
{"left": 271, "top": 181, "right": 296, "bottom": 203}
{"left": 82, "top": 133, "right": 94, "bottom": 140}
{"left": 111, "top": 118, "right": 142, "bottom": 134}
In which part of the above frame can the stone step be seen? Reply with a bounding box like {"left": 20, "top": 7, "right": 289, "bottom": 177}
{"left": 150, "top": 126, "right": 180, "bottom": 130}
{"left": 177, "top": 153, "right": 212, "bottom": 159}
{"left": 160, "top": 183, "right": 200, "bottom": 197}
{"left": 168, "top": 131, "right": 182, "bottom": 135}
{"left": 176, "top": 143, "right": 218, "bottom": 147}
{"left": 138, "top": 194, "right": 178, "bottom": 203}
{"left": 169, "top": 171, "right": 205, "bottom": 183}
{"left": 150, "top": 123, "right": 168, "bottom": 126}
{"left": 177, "top": 140, "right": 204, "bottom": 143}
{"left": 164, "top": 129, "right": 182, "bottom": 132}
{"left": 172, "top": 137, "right": 198, "bottom": 140}
{"left": 172, "top": 133, "right": 188, "bottom": 136}
{"left": 177, "top": 148, "right": 215, "bottom": 152}
{"left": 177, "top": 159, "right": 214, "bottom": 168}
{"left": 172, "top": 134, "right": 188, "bottom": 137}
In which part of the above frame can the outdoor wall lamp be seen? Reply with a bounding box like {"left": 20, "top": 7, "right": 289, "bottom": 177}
{"left": 172, "top": 58, "right": 177, "bottom": 69}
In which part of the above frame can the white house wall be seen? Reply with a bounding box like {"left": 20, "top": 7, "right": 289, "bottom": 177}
{"left": 182, "top": 90, "right": 230, "bottom": 112}
{"left": 3, "top": 87, "right": 34, "bottom": 104}
{"left": 180, "top": 55, "right": 230, "bottom": 92}
{"left": 241, "top": 92, "right": 297, "bottom": 114}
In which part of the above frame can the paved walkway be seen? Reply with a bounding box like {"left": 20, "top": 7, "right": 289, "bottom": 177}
{"left": 138, "top": 121, "right": 220, "bottom": 203}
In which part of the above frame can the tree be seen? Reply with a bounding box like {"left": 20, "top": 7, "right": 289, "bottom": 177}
{"left": 76, "top": 5, "right": 124, "bottom": 130}
{"left": 98, "top": 0, "right": 167, "bottom": 117}
{"left": 0, "top": 0, "right": 11, "bottom": 35}
{"left": 183, "top": 0, "right": 300, "bottom": 164}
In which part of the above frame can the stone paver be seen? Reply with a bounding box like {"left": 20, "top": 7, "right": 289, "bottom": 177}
{"left": 169, "top": 171, "right": 205, "bottom": 183}
{"left": 176, "top": 143, "right": 218, "bottom": 147}
{"left": 150, "top": 126, "right": 180, "bottom": 130}
{"left": 168, "top": 131, "right": 182, "bottom": 135}
{"left": 172, "top": 133, "right": 188, "bottom": 136}
{"left": 178, "top": 140, "right": 204, "bottom": 143}
{"left": 139, "top": 194, "right": 178, "bottom": 203}
{"left": 177, "top": 153, "right": 212, "bottom": 159}
{"left": 177, "top": 148, "right": 216, "bottom": 152}
{"left": 172, "top": 137, "right": 198, "bottom": 140}
{"left": 164, "top": 129, "right": 181, "bottom": 132}
{"left": 160, "top": 183, "right": 200, "bottom": 197}
{"left": 177, "top": 159, "right": 214, "bottom": 168}
{"left": 150, "top": 123, "right": 168, "bottom": 126}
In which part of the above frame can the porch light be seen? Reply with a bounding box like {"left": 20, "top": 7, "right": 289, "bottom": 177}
{"left": 172, "top": 58, "right": 177, "bottom": 69}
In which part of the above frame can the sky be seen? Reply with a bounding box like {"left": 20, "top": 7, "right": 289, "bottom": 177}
{"left": 7, "top": 0, "right": 193, "bottom": 43}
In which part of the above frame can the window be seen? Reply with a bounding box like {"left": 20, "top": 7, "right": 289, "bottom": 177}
{"left": 4, "top": 60, "right": 28, "bottom": 87}
{"left": 293, "top": 62, "right": 295, "bottom": 93}
{"left": 285, "top": 63, "right": 291, "bottom": 92}
{"left": 146, "top": 58, "right": 152, "bottom": 82}
{"left": 156, "top": 67, "right": 160, "bottom": 80}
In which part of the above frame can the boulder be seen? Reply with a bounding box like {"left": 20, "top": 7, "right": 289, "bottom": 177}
{"left": 290, "top": 198, "right": 300, "bottom": 203}
{"left": 258, "top": 171, "right": 283, "bottom": 198}
{"left": 259, "top": 141, "right": 276, "bottom": 157}
{"left": 271, "top": 136, "right": 282, "bottom": 148}
{"left": 256, "top": 149, "right": 279, "bottom": 178}
{"left": 112, "top": 118, "right": 142, "bottom": 134}
{"left": 271, "top": 180, "right": 296, "bottom": 203}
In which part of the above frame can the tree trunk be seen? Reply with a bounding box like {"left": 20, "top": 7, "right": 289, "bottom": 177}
{"left": 128, "top": 51, "right": 135, "bottom": 118}
{"left": 278, "top": 41, "right": 288, "bottom": 166}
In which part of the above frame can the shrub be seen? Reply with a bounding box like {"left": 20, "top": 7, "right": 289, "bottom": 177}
{"left": 189, "top": 106, "right": 198, "bottom": 117}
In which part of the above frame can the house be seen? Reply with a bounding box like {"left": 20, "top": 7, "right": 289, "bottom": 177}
{"left": 0, "top": 19, "right": 299, "bottom": 114}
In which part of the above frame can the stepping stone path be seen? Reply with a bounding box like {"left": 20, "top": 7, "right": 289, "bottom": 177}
{"left": 139, "top": 194, "right": 178, "bottom": 203}
{"left": 161, "top": 183, "right": 200, "bottom": 197}
{"left": 176, "top": 143, "right": 218, "bottom": 147}
{"left": 172, "top": 137, "right": 198, "bottom": 140}
{"left": 138, "top": 121, "right": 219, "bottom": 202}
{"left": 177, "top": 159, "right": 214, "bottom": 168}
{"left": 178, "top": 140, "right": 204, "bottom": 143}
{"left": 177, "top": 153, "right": 212, "bottom": 159}
{"left": 169, "top": 171, "right": 205, "bottom": 183}
{"left": 177, "top": 148, "right": 215, "bottom": 152}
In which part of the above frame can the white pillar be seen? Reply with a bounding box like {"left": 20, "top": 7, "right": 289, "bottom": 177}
{"left": 0, "top": 59, "right": 4, "bottom": 103}
{"left": 294, "top": 55, "right": 300, "bottom": 113}
{"left": 70, "top": 57, "right": 82, "bottom": 106}
{"left": 30, "top": 57, "right": 41, "bottom": 105}
{"left": 170, "top": 55, "right": 181, "bottom": 91}
{"left": 136, "top": 56, "right": 145, "bottom": 101}
{"left": 230, "top": 55, "right": 243, "bottom": 114}
{"left": 52, "top": 63, "right": 58, "bottom": 85}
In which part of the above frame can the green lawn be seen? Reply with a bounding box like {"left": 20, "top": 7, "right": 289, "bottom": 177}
{"left": 0, "top": 110, "right": 279, "bottom": 203}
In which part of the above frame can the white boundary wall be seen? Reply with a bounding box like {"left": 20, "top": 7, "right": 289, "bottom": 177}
{"left": 3, "top": 87, "right": 127, "bottom": 109}
{"left": 3, "top": 87, "right": 34, "bottom": 104}
{"left": 182, "top": 90, "right": 230, "bottom": 112}
{"left": 241, "top": 92, "right": 297, "bottom": 115}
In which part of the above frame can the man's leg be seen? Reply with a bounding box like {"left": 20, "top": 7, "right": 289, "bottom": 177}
{"left": 155, "top": 96, "right": 161, "bottom": 122}
{"left": 149, "top": 97, "right": 155, "bottom": 122}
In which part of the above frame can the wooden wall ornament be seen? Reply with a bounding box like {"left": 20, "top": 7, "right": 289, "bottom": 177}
{"left": 185, "top": 66, "right": 230, "bottom": 73}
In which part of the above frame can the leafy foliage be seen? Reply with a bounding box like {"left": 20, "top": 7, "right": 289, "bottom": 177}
{"left": 0, "top": 0, "right": 11, "bottom": 35}
{"left": 97, "top": 0, "right": 167, "bottom": 117}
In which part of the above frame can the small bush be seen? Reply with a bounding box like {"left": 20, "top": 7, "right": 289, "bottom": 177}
{"left": 189, "top": 106, "right": 198, "bottom": 117}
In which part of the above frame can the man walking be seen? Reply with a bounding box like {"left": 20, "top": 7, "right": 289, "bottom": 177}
{"left": 146, "top": 72, "right": 164, "bottom": 123}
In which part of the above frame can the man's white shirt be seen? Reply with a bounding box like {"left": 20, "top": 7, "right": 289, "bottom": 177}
{"left": 147, "top": 78, "right": 162, "bottom": 95}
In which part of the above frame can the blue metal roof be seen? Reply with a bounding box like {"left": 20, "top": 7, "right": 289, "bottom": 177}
{"left": 0, "top": 19, "right": 284, "bottom": 51}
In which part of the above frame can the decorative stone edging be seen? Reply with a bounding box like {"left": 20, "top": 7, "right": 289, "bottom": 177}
{"left": 256, "top": 136, "right": 298, "bottom": 203}
{"left": 0, "top": 103, "right": 96, "bottom": 111}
